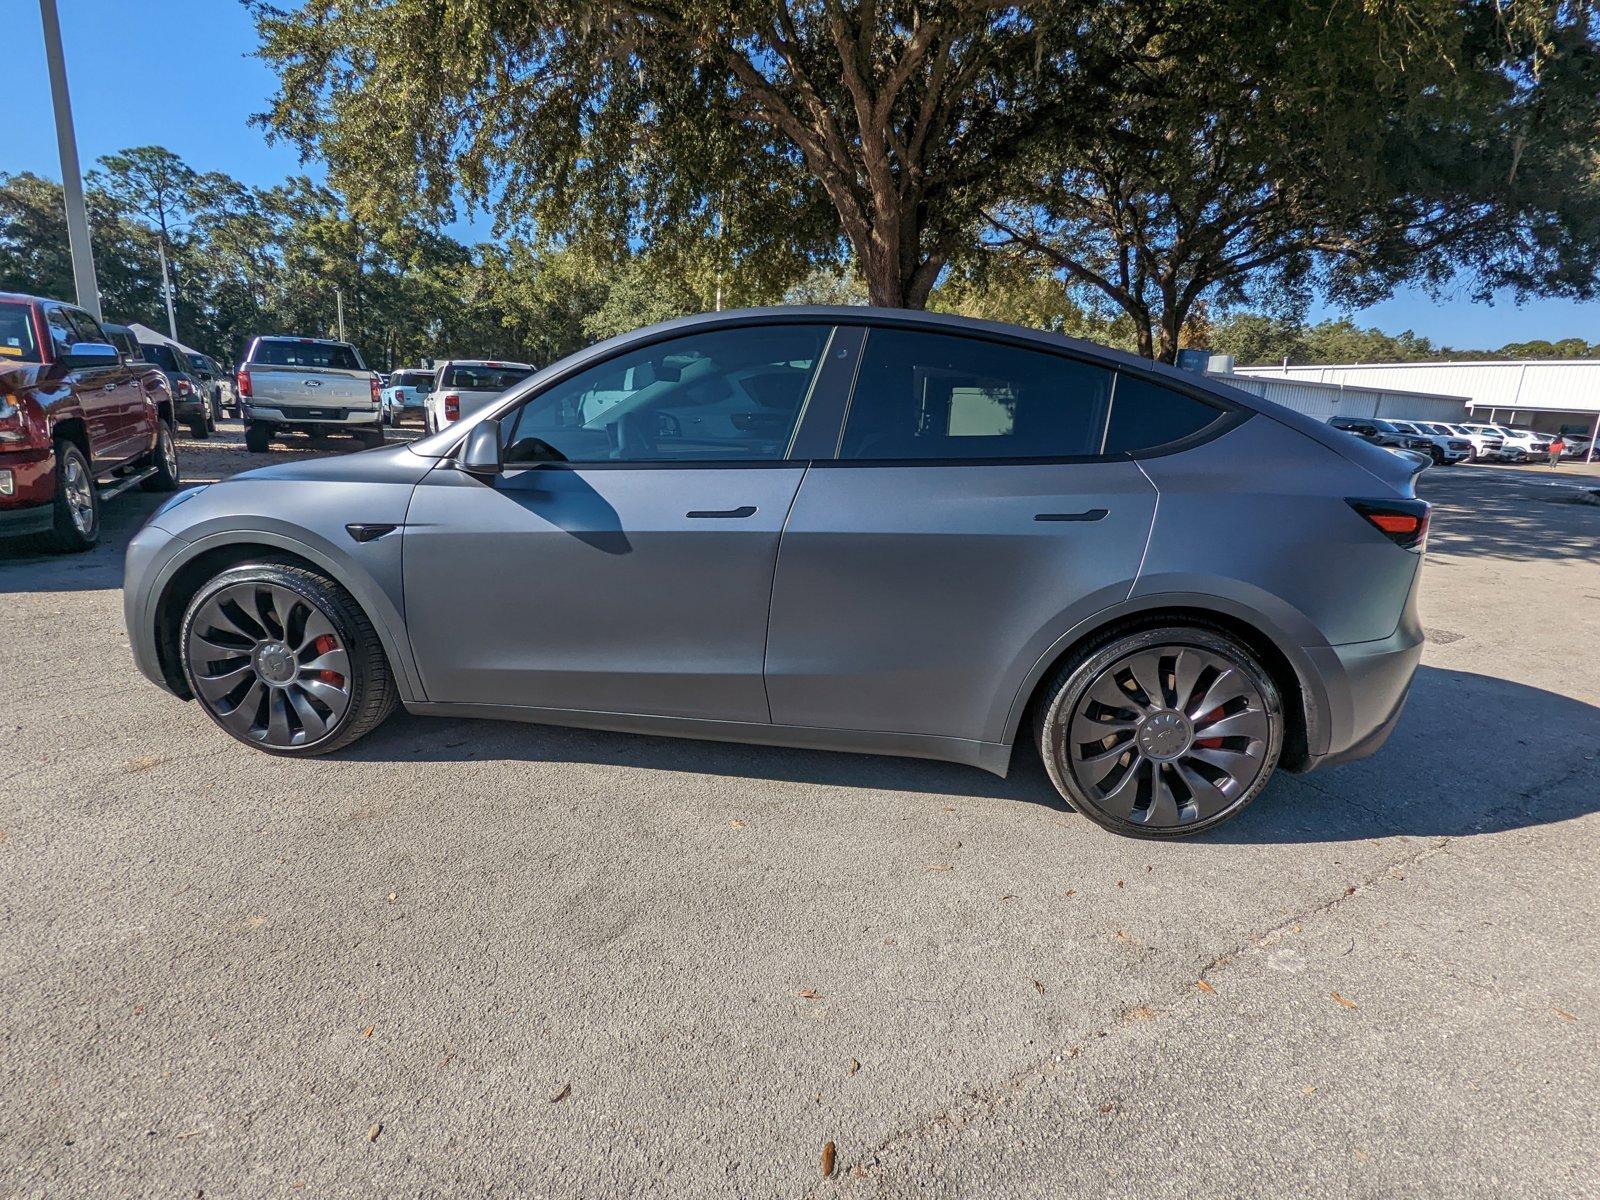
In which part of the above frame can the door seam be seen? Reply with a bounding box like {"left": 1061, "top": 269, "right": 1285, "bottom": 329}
{"left": 760, "top": 463, "right": 811, "bottom": 722}
{"left": 1128, "top": 457, "right": 1161, "bottom": 599}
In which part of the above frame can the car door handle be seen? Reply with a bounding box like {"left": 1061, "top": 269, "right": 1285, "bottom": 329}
{"left": 1034, "top": 509, "right": 1108, "bottom": 522}
{"left": 686, "top": 505, "right": 757, "bottom": 519}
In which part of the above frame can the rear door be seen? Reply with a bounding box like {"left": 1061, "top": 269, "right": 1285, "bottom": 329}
{"left": 764, "top": 326, "right": 1164, "bottom": 746}
{"left": 403, "top": 323, "right": 835, "bottom": 721}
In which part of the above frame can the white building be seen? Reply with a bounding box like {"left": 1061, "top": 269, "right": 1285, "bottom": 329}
{"left": 1233, "top": 359, "right": 1600, "bottom": 445}
{"left": 1213, "top": 370, "right": 1471, "bottom": 424}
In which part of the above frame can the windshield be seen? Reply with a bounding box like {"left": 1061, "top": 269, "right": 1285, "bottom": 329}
{"left": 0, "top": 302, "right": 40, "bottom": 363}
{"left": 440, "top": 363, "right": 533, "bottom": 393}
{"left": 252, "top": 339, "right": 365, "bottom": 370}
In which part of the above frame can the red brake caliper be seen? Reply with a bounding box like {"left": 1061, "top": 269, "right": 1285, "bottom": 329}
{"left": 312, "top": 634, "right": 344, "bottom": 686}
{"left": 1193, "top": 706, "right": 1226, "bottom": 749}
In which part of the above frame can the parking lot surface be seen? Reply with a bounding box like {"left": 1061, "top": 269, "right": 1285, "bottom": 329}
{"left": 2, "top": 427, "right": 1598, "bottom": 1198}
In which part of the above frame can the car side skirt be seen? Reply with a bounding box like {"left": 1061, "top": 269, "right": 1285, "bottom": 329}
{"left": 400, "top": 701, "right": 1015, "bottom": 777}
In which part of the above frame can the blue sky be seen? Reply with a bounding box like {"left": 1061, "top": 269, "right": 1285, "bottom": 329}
{"left": 12, "top": 0, "right": 1596, "bottom": 350}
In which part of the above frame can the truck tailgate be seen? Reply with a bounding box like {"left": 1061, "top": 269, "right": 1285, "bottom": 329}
{"left": 250, "top": 364, "right": 370, "bottom": 410}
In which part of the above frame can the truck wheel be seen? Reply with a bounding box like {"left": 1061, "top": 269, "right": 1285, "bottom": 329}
{"left": 245, "top": 422, "right": 273, "bottom": 453}
{"left": 188, "top": 412, "right": 210, "bottom": 440}
{"left": 40, "top": 440, "right": 100, "bottom": 553}
{"left": 206, "top": 398, "right": 220, "bottom": 433}
{"left": 180, "top": 561, "right": 398, "bottom": 755}
{"left": 140, "top": 420, "right": 181, "bottom": 492}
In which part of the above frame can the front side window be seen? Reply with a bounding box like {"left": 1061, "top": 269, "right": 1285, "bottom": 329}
{"left": 839, "top": 328, "right": 1111, "bottom": 461}
{"left": 45, "top": 306, "right": 78, "bottom": 355}
{"left": 0, "top": 302, "right": 41, "bottom": 362}
{"left": 502, "top": 324, "right": 829, "bottom": 465}
{"left": 1103, "top": 374, "right": 1225, "bottom": 454}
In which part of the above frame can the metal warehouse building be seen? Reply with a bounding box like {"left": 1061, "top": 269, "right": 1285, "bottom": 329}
{"left": 1231, "top": 359, "right": 1600, "bottom": 447}
{"left": 1212, "top": 369, "right": 1471, "bottom": 424}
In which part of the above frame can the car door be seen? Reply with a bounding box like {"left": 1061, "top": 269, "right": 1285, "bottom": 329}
{"left": 764, "top": 325, "right": 1176, "bottom": 747}
{"left": 402, "top": 322, "right": 837, "bottom": 722}
{"left": 66, "top": 308, "right": 143, "bottom": 457}
{"left": 44, "top": 305, "right": 126, "bottom": 464}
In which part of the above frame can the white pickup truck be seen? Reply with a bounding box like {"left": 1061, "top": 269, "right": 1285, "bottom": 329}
{"left": 236, "top": 336, "right": 384, "bottom": 453}
{"left": 424, "top": 359, "right": 535, "bottom": 433}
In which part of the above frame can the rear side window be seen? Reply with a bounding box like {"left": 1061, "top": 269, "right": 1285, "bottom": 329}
{"left": 441, "top": 364, "right": 533, "bottom": 392}
{"left": 0, "top": 302, "right": 40, "bottom": 362}
{"left": 839, "top": 329, "right": 1112, "bottom": 461}
{"left": 251, "top": 340, "right": 364, "bottom": 370}
{"left": 392, "top": 370, "right": 433, "bottom": 389}
{"left": 1103, "top": 375, "right": 1225, "bottom": 454}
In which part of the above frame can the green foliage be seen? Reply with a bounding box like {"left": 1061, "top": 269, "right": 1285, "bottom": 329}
{"left": 1205, "top": 313, "right": 1599, "bottom": 366}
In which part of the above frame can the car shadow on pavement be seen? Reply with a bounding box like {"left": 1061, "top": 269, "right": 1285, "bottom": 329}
{"left": 344, "top": 665, "right": 1599, "bottom": 843}
{"left": 1420, "top": 466, "right": 1600, "bottom": 563}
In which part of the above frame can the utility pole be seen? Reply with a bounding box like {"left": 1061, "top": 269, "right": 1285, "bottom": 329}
{"left": 157, "top": 238, "right": 178, "bottom": 340}
{"left": 39, "top": 0, "right": 101, "bottom": 320}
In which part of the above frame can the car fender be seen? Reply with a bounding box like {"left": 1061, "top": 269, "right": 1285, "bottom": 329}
{"left": 994, "top": 580, "right": 1336, "bottom": 760}
{"left": 146, "top": 520, "right": 428, "bottom": 705}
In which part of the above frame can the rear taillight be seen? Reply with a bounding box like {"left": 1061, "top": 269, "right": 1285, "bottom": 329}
{"left": 444, "top": 393, "right": 460, "bottom": 422}
{"left": 236, "top": 368, "right": 252, "bottom": 398}
{"left": 369, "top": 375, "right": 381, "bottom": 407}
{"left": 1348, "top": 498, "right": 1430, "bottom": 550}
{"left": 176, "top": 379, "right": 193, "bottom": 396}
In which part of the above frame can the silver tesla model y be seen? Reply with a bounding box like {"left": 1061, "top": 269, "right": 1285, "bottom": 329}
{"left": 125, "top": 308, "right": 1427, "bottom": 837}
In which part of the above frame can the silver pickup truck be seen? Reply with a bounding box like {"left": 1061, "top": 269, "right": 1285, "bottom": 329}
{"left": 237, "top": 336, "right": 383, "bottom": 453}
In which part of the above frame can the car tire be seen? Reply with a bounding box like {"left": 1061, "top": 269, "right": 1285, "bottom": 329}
{"left": 180, "top": 561, "right": 398, "bottom": 756}
{"left": 187, "top": 413, "right": 210, "bottom": 439}
{"left": 1034, "top": 624, "right": 1283, "bottom": 838}
{"left": 37, "top": 439, "right": 100, "bottom": 553}
{"left": 139, "top": 420, "right": 181, "bottom": 492}
{"left": 244, "top": 422, "right": 273, "bottom": 453}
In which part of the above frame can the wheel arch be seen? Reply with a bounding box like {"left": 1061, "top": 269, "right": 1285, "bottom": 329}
{"left": 148, "top": 531, "right": 423, "bottom": 705}
{"left": 51, "top": 415, "right": 90, "bottom": 459}
{"left": 1000, "top": 595, "right": 1330, "bottom": 774}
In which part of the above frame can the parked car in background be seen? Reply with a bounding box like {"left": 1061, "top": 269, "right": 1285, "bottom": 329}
{"left": 381, "top": 368, "right": 435, "bottom": 427}
{"left": 1486, "top": 426, "right": 1551, "bottom": 463}
{"left": 1326, "top": 416, "right": 1438, "bottom": 459}
{"left": 236, "top": 336, "right": 384, "bottom": 453}
{"left": 1419, "top": 421, "right": 1500, "bottom": 460}
{"left": 1383, "top": 419, "right": 1471, "bottom": 465}
{"left": 191, "top": 354, "right": 228, "bottom": 422}
{"left": 1, "top": 291, "right": 180, "bottom": 552}
{"left": 126, "top": 307, "right": 1429, "bottom": 839}
{"left": 139, "top": 340, "right": 217, "bottom": 439}
{"left": 1555, "top": 424, "right": 1595, "bottom": 459}
{"left": 424, "top": 359, "right": 535, "bottom": 433}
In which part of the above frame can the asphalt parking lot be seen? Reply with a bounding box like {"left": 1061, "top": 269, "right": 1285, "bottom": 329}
{"left": 3, "top": 426, "right": 1598, "bottom": 1198}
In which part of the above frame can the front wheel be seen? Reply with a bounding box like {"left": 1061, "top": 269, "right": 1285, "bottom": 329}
{"left": 180, "top": 562, "right": 398, "bottom": 755}
{"left": 39, "top": 440, "right": 100, "bottom": 553}
{"left": 1035, "top": 625, "right": 1283, "bottom": 838}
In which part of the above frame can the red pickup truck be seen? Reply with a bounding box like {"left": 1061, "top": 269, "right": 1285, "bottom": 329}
{"left": 0, "top": 291, "right": 182, "bottom": 552}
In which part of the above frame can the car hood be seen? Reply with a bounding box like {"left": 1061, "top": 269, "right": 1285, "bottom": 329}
{"left": 228, "top": 442, "right": 438, "bottom": 487}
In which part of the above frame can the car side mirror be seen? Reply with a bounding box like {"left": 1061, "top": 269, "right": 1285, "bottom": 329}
{"left": 457, "top": 418, "right": 503, "bottom": 477}
{"left": 62, "top": 342, "right": 119, "bottom": 370}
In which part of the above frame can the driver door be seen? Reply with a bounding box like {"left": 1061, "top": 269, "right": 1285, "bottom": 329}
{"left": 401, "top": 323, "right": 835, "bottom": 723}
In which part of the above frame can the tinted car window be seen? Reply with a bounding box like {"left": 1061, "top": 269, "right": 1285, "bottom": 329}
{"left": 251, "top": 340, "right": 364, "bottom": 370}
{"left": 1103, "top": 374, "right": 1225, "bottom": 454}
{"left": 0, "top": 302, "right": 41, "bottom": 362}
{"left": 441, "top": 364, "right": 533, "bottom": 393}
{"left": 392, "top": 370, "right": 434, "bottom": 389}
{"left": 504, "top": 325, "right": 828, "bottom": 464}
{"left": 45, "top": 306, "right": 77, "bottom": 355}
{"left": 142, "top": 343, "right": 186, "bottom": 374}
{"left": 65, "top": 308, "right": 109, "bottom": 345}
{"left": 840, "top": 329, "right": 1111, "bottom": 461}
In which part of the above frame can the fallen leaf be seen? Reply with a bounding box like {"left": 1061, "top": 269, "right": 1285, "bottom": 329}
{"left": 173, "top": 1129, "right": 202, "bottom": 1139}
{"left": 367, "top": 1123, "right": 382, "bottom": 1143}
{"left": 1344, "top": 886, "right": 1357, "bottom": 897}
{"left": 999, "top": 894, "right": 1016, "bottom": 902}
{"left": 1064, "top": 889, "right": 1077, "bottom": 898}
{"left": 549, "top": 1082, "right": 571, "bottom": 1103}
{"left": 387, "top": 892, "right": 397, "bottom": 903}
{"left": 729, "top": 818, "right": 746, "bottom": 830}
{"left": 361, "top": 1026, "right": 374, "bottom": 1039}
{"left": 926, "top": 863, "right": 953, "bottom": 872}
{"left": 1331, "top": 991, "right": 1358, "bottom": 1009}
{"left": 943, "top": 806, "right": 956, "bottom": 812}
{"left": 1098, "top": 1100, "right": 1119, "bottom": 1115}
{"left": 1124, "top": 1005, "right": 1157, "bottom": 1021}
{"left": 1032, "top": 980, "right": 1046, "bottom": 996}
{"left": 1553, "top": 1008, "right": 1577, "bottom": 1022}
{"left": 1195, "top": 979, "right": 1216, "bottom": 995}
{"left": 847, "top": 1058, "right": 860, "bottom": 1076}
{"left": 1116, "top": 880, "right": 1125, "bottom": 888}
{"left": 1303, "top": 1085, "right": 1317, "bottom": 1095}
{"left": 1352, "top": 1148, "right": 1369, "bottom": 1163}
{"left": 124, "top": 755, "right": 165, "bottom": 774}
{"left": 797, "top": 988, "right": 821, "bottom": 1000}
{"left": 821, "top": 1141, "right": 837, "bottom": 1177}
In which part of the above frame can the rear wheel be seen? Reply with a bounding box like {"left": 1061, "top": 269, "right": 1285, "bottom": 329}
{"left": 140, "top": 420, "right": 181, "bottom": 492}
{"left": 1035, "top": 625, "right": 1283, "bottom": 838}
{"left": 244, "top": 422, "right": 273, "bottom": 453}
{"left": 180, "top": 562, "right": 397, "bottom": 756}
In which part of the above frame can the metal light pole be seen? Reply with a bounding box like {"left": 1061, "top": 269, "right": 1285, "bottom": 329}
{"left": 335, "top": 286, "right": 346, "bottom": 341}
{"left": 157, "top": 238, "right": 178, "bottom": 340}
{"left": 39, "top": 0, "right": 101, "bottom": 319}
